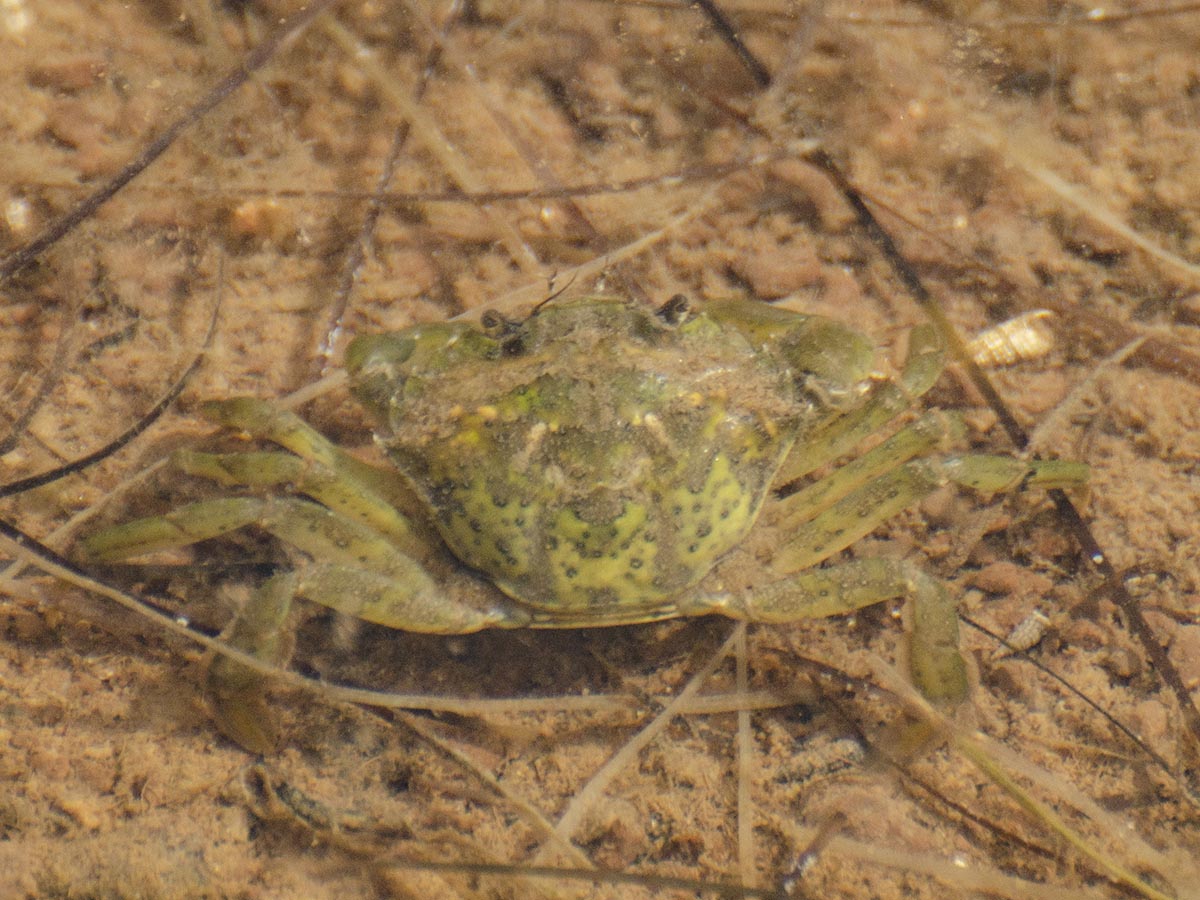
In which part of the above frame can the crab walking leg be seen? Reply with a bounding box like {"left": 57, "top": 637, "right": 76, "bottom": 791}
{"left": 84, "top": 490, "right": 525, "bottom": 752}
{"left": 199, "top": 397, "right": 417, "bottom": 509}
{"left": 706, "top": 559, "right": 965, "bottom": 702}
{"left": 81, "top": 494, "right": 520, "bottom": 629}
{"left": 943, "top": 455, "right": 1089, "bottom": 493}
{"left": 81, "top": 491, "right": 507, "bottom": 612}
{"left": 777, "top": 323, "right": 946, "bottom": 484}
{"left": 171, "top": 448, "right": 425, "bottom": 555}
{"left": 753, "top": 452, "right": 1086, "bottom": 703}
{"left": 772, "top": 461, "right": 943, "bottom": 575}
{"left": 199, "top": 397, "right": 344, "bottom": 466}
{"left": 772, "top": 452, "right": 1088, "bottom": 576}
{"left": 207, "top": 560, "right": 528, "bottom": 753}
{"left": 773, "top": 410, "right": 965, "bottom": 533}
{"left": 82, "top": 496, "right": 284, "bottom": 560}
{"left": 775, "top": 415, "right": 1088, "bottom": 537}
{"left": 206, "top": 570, "right": 299, "bottom": 754}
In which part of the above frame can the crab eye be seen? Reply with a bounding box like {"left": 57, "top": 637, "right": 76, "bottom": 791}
{"left": 656, "top": 293, "right": 691, "bottom": 326}
{"left": 481, "top": 309, "right": 522, "bottom": 338}
{"left": 479, "top": 310, "right": 529, "bottom": 355}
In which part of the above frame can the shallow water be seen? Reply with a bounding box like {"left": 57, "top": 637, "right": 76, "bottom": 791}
{"left": 1, "top": 2, "right": 1199, "bottom": 898}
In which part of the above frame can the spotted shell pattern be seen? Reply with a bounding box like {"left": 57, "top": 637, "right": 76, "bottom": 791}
{"left": 346, "top": 296, "right": 873, "bottom": 624}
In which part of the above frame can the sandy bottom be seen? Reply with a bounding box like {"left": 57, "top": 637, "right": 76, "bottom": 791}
{"left": 2, "top": 2, "right": 1200, "bottom": 898}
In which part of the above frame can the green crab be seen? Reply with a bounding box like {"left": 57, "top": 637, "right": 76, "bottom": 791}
{"left": 82, "top": 295, "right": 1086, "bottom": 752}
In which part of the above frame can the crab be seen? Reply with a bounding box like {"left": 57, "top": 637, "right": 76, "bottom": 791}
{"left": 81, "top": 295, "right": 1086, "bottom": 752}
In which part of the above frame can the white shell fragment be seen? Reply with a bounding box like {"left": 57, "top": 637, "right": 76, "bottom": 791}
{"left": 995, "top": 609, "right": 1052, "bottom": 658}
{"left": 968, "top": 310, "right": 1056, "bottom": 367}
